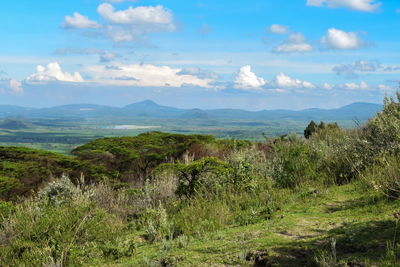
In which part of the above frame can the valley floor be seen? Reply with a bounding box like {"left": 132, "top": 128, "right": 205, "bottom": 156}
{"left": 117, "top": 183, "right": 399, "bottom": 266}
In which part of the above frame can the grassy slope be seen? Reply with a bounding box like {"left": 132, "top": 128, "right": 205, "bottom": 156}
{"left": 117, "top": 182, "right": 398, "bottom": 266}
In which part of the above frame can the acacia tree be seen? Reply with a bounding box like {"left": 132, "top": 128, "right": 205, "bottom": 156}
{"left": 156, "top": 157, "right": 232, "bottom": 197}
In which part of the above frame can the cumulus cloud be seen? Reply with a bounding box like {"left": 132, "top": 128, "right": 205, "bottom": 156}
{"left": 98, "top": 3, "right": 175, "bottom": 29}
{"left": 62, "top": 4, "right": 176, "bottom": 44}
{"left": 234, "top": 65, "right": 267, "bottom": 90}
{"left": 269, "top": 24, "right": 289, "bottom": 35}
{"left": 322, "top": 82, "right": 334, "bottom": 90}
{"left": 273, "top": 72, "right": 316, "bottom": 88}
{"left": 273, "top": 33, "right": 313, "bottom": 53}
{"left": 321, "top": 28, "right": 365, "bottom": 50}
{"left": 343, "top": 80, "right": 369, "bottom": 90}
{"left": 306, "top": 0, "right": 381, "bottom": 12}
{"left": 9, "top": 79, "right": 24, "bottom": 95}
{"left": 62, "top": 12, "right": 100, "bottom": 29}
{"left": 26, "top": 62, "right": 84, "bottom": 83}
{"left": 95, "top": 3, "right": 176, "bottom": 43}
{"left": 85, "top": 63, "right": 217, "bottom": 88}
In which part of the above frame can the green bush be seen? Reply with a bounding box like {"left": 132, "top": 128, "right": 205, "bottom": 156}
{"left": 156, "top": 157, "right": 232, "bottom": 197}
{"left": 270, "top": 136, "right": 324, "bottom": 189}
{"left": 0, "top": 177, "right": 131, "bottom": 266}
{"left": 362, "top": 155, "right": 400, "bottom": 199}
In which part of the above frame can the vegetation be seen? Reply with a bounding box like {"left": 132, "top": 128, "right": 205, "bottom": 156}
{"left": 0, "top": 95, "right": 399, "bottom": 266}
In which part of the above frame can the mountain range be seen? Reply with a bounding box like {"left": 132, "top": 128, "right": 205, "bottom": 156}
{"left": 0, "top": 100, "right": 383, "bottom": 122}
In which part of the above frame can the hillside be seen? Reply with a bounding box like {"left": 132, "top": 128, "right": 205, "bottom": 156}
{"left": 0, "top": 96, "right": 399, "bottom": 266}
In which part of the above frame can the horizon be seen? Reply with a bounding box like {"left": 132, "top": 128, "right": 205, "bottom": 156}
{"left": 0, "top": 0, "right": 399, "bottom": 110}
{"left": 0, "top": 98, "right": 383, "bottom": 112}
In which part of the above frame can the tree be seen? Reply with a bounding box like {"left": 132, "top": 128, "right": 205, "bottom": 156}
{"left": 304, "top": 120, "right": 318, "bottom": 139}
{"left": 156, "top": 157, "right": 231, "bottom": 197}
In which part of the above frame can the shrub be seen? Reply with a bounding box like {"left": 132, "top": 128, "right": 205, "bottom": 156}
{"left": 38, "top": 175, "right": 82, "bottom": 206}
{"left": 156, "top": 157, "right": 232, "bottom": 197}
{"left": 139, "top": 203, "right": 172, "bottom": 243}
{"left": 362, "top": 155, "right": 400, "bottom": 199}
{"left": 270, "top": 136, "right": 324, "bottom": 189}
{"left": 0, "top": 177, "right": 130, "bottom": 266}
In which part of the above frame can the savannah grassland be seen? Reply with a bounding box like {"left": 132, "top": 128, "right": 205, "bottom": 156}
{"left": 1, "top": 96, "right": 400, "bottom": 266}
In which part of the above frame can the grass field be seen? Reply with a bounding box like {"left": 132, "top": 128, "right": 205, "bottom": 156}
{"left": 120, "top": 182, "right": 399, "bottom": 266}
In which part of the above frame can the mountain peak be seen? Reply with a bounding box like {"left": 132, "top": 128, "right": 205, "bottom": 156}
{"left": 135, "top": 100, "right": 158, "bottom": 106}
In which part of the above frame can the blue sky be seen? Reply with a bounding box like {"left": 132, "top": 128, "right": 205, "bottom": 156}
{"left": 0, "top": 0, "right": 399, "bottom": 110}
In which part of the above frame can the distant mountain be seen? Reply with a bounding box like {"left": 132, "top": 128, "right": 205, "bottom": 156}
{"left": 0, "top": 119, "right": 32, "bottom": 129}
{"left": 122, "top": 100, "right": 184, "bottom": 118}
{"left": 0, "top": 100, "right": 383, "bottom": 122}
{"left": 0, "top": 105, "right": 33, "bottom": 117}
{"left": 181, "top": 109, "right": 211, "bottom": 119}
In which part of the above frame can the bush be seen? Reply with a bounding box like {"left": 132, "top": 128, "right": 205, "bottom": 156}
{"left": 38, "top": 175, "right": 82, "bottom": 206}
{"left": 270, "top": 136, "right": 324, "bottom": 189}
{"left": 362, "top": 155, "right": 400, "bottom": 199}
{"left": 0, "top": 177, "right": 131, "bottom": 266}
{"left": 139, "top": 203, "right": 172, "bottom": 243}
{"left": 156, "top": 157, "right": 232, "bottom": 197}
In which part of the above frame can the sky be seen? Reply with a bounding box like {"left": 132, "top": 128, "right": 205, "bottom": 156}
{"left": 0, "top": 0, "right": 399, "bottom": 110}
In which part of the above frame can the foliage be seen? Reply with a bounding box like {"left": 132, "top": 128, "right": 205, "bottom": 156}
{"left": 270, "top": 136, "right": 324, "bottom": 189}
{"left": 363, "top": 155, "right": 400, "bottom": 199}
{"left": 157, "top": 157, "right": 232, "bottom": 197}
{"left": 363, "top": 93, "right": 400, "bottom": 155}
{"left": 72, "top": 132, "right": 218, "bottom": 183}
{"left": 304, "top": 120, "right": 318, "bottom": 139}
{"left": 37, "top": 174, "right": 83, "bottom": 206}
{"left": 0, "top": 177, "right": 133, "bottom": 266}
{"left": 0, "top": 146, "right": 107, "bottom": 200}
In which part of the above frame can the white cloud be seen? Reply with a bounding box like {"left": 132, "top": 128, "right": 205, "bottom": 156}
{"left": 343, "top": 80, "right": 369, "bottom": 90}
{"left": 86, "top": 63, "right": 217, "bottom": 88}
{"left": 26, "top": 62, "right": 84, "bottom": 83}
{"left": 306, "top": 0, "right": 381, "bottom": 12}
{"left": 274, "top": 72, "right": 316, "bottom": 88}
{"left": 9, "top": 79, "right": 24, "bottom": 95}
{"left": 273, "top": 33, "right": 313, "bottom": 53}
{"left": 321, "top": 28, "right": 365, "bottom": 50}
{"left": 98, "top": 3, "right": 175, "bottom": 29}
{"left": 62, "top": 12, "right": 100, "bottom": 29}
{"left": 234, "top": 65, "right": 267, "bottom": 90}
{"left": 322, "top": 83, "right": 333, "bottom": 90}
{"left": 96, "top": 3, "right": 176, "bottom": 43}
{"left": 269, "top": 24, "right": 289, "bottom": 35}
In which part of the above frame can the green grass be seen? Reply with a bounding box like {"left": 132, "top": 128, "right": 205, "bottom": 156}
{"left": 119, "top": 182, "right": 399, "bottom": 266}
